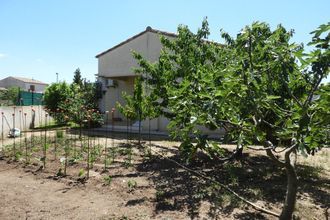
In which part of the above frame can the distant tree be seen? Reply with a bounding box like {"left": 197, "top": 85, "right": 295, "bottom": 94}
{"left": 73, "top": 68, "right": 100, "bottom": 106}
{"left": 81, "top": 79, "right": 99, "bottom": 108}
{"left": 60, "top": 83, "right": 103, "bottom": 129}
{"left": 0, "top": 86, "right": 20, "bottom": 105}
{"left": 44, "top": 70, "right": 103, "bottom": 127}
{"left": 44, "top": 82, "right": 72, "bottom": 123}
{"left": 73, "top": 68, "right": 83, "bottom": 87}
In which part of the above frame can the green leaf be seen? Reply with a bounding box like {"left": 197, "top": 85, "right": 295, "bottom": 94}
{"left": 266, "top": 95, "right": 281, "bottom": 100}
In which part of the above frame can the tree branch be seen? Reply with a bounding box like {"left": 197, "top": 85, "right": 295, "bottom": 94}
{"left": 212, "top": 144, "right": 243, "bottom": 162}
{"left": 217, "top": 119, "right": 240, "bottom": 127}
{"left": 291, "top": 94, "right": 303, "bottom": 108}
{"left": 304, "top": 72, "right": 324, "bottom": 107}
{"left": 247, "top": 146, "right": 273, "bottom": 151}
{"left": 264, "top": 141, "right": 285, "bottom": 167}
{"left": 284, "top": 143, "right": 298, "bottom": 167}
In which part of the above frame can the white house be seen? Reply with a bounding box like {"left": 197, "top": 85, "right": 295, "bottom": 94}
{"left": 0, "top": 76, "right": 48, "bottom": 93}
{"left": 96, "top": 26, "right": 176, "bottom": 132}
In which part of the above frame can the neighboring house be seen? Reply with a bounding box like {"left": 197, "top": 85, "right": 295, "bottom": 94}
{"left": 96, "top": 26, "right": 176, "bottom": 132}
{"left": 0, "top": 76, "right": 48, "bottom": 93}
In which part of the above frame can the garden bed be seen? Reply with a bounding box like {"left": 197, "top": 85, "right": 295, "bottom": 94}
{"left": 0, "top": 130, "right": 329, "bottom": 219}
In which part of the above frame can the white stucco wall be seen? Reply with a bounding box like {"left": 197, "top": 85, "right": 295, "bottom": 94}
{"left": 104, "top": 76, "right": 135, "bottom": 119}
{"left": 97, "top": 32, "right": 166, "bottom": 78}
{"left": 0, "top": 105, "right": 52, "bottom": 138}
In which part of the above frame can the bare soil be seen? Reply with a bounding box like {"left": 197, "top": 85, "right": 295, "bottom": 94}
{"left": 0, "top": 132, "right": 329, "bottom": 220}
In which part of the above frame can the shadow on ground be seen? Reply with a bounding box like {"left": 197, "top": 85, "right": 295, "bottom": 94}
{"left": 132, "top": 145, "right": 329, "bottom": 219}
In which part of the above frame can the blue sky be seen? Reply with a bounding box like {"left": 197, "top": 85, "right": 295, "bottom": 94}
{"left": 0, "top": 0, "right": 329, "bottom": 84}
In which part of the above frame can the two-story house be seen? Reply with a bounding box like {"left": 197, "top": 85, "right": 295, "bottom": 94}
{"left": 95, "top": 26, "right": 175, "bottom": 132}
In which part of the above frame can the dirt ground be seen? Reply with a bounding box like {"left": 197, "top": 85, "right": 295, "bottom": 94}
{"left": 0, "top": 132, "right": 329, "bottom": 220}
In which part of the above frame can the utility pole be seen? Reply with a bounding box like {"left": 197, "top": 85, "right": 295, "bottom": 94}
{"left": 56, "top": 73, "right": 59, "bottom": 83}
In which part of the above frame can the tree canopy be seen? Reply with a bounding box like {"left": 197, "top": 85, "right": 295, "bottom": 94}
{"left": 73, "top": 68, "right": 83, "bottom": 87}
{"left": 0, "top": 86, "right": 20, "bottom": 106}
{"left": 132, "top": 20, "right": 329, "bottom": 219}
{"left": 44, "top": 69, "right": 103, "bottom": 127}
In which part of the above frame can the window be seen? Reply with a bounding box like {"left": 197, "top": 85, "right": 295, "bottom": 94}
{"left": 29, "top": 85, "right": 35, "bottom": 92}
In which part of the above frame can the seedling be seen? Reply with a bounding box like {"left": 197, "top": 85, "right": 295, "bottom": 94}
{"left": 78, "top": 169, "right": 85, "bottom": 177}
{"left": 103, "top": 175, "right": 112, "bottom": 185}
{"left": 15, "top": 151, "right": 22, "bottom": 161}
{"left": 90, "top": 144, "right": 101, "bottom": 168}
{"left": 127, "top": 179, "right": 137, "bottom": 192}
{"left": 124, "top": 147, "right": 133, "bottom": 168}
{"left": 56, "top": 130, "right": 64, "bottom": 138}
{"left": 156, "top": 190, "right": 165, "bottom": 201}
{"left": 108, "top": 147, "right": 117, "bottom": 163}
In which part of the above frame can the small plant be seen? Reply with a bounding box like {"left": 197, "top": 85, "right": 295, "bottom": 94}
{"left": 124, "top": 147, "right": 133, "bottom": 168}
{"left": 103, "top": 175, "right": 112, "bottom": 185}
{"left": 127, "top": 179, "right": 137, "bottom": 192}
{"left": 56, "top": 130, "right": 64, "bottom": 139}
{"left": 78, "top": 169, "right": 85, "bottom": 177}
{"left": 143, "top": 147, "right": 153, "bottom": 161}
{"left": 108, "top": 147, "right": 117, "bottom": 163}
{"left": 155, "top": 190, "right": 165, "bottom": 201}
{"left": 104, "top": 157, "right": 112, "bottom": 168}
{"left": 90, "top": 146, "right": 101, "bottom": 168}
{"left": 71, "top": 152, "right": 83, "bottom": 163}
{"left": 15, "top": 151, "right": 22, "bottom": 161}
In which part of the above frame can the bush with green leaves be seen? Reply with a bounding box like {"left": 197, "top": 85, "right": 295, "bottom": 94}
{"left": 44, "top": 70, "right": 103, "bottom": 127}
{"left": 44, "top": 82, "right": 72, "bottom": 124}
{"left": 0, "top": 86, "right": 20, "bottom": 106}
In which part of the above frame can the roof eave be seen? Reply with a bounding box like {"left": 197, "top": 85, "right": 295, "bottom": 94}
{"left": 95, "top": 26, "right": 178, "bottom": 59}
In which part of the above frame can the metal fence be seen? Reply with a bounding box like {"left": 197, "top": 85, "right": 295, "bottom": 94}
{"left": 17, "top": 91, "right": 44, "bottom": 106}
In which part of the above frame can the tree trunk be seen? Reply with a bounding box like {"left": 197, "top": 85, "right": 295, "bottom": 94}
{"left": 279, "top": 164, "right": 298, "bottom": 220}
{"left": 265, "top": 142, "right": 298, "bottom": 220}
{"left": 138, "top": 112, "right": 141, "bottom": 145}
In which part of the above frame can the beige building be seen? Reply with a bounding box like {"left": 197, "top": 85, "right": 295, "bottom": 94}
{"left": 96, "top": 27, "right": 176, "bottom": 132}
{"left": 0, "top": 76, "right": 48, "bottom": 93}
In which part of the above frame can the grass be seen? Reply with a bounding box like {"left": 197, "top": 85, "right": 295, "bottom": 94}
{"left": 298, "top": 148, "right": 330, "bottom": 172}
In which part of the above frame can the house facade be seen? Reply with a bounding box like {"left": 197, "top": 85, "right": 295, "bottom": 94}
{"left": 0, "top": 76, "right": 48, "bottom": 93}
{"left": 96, "top": 27, "right": 175, "bottom": 132}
